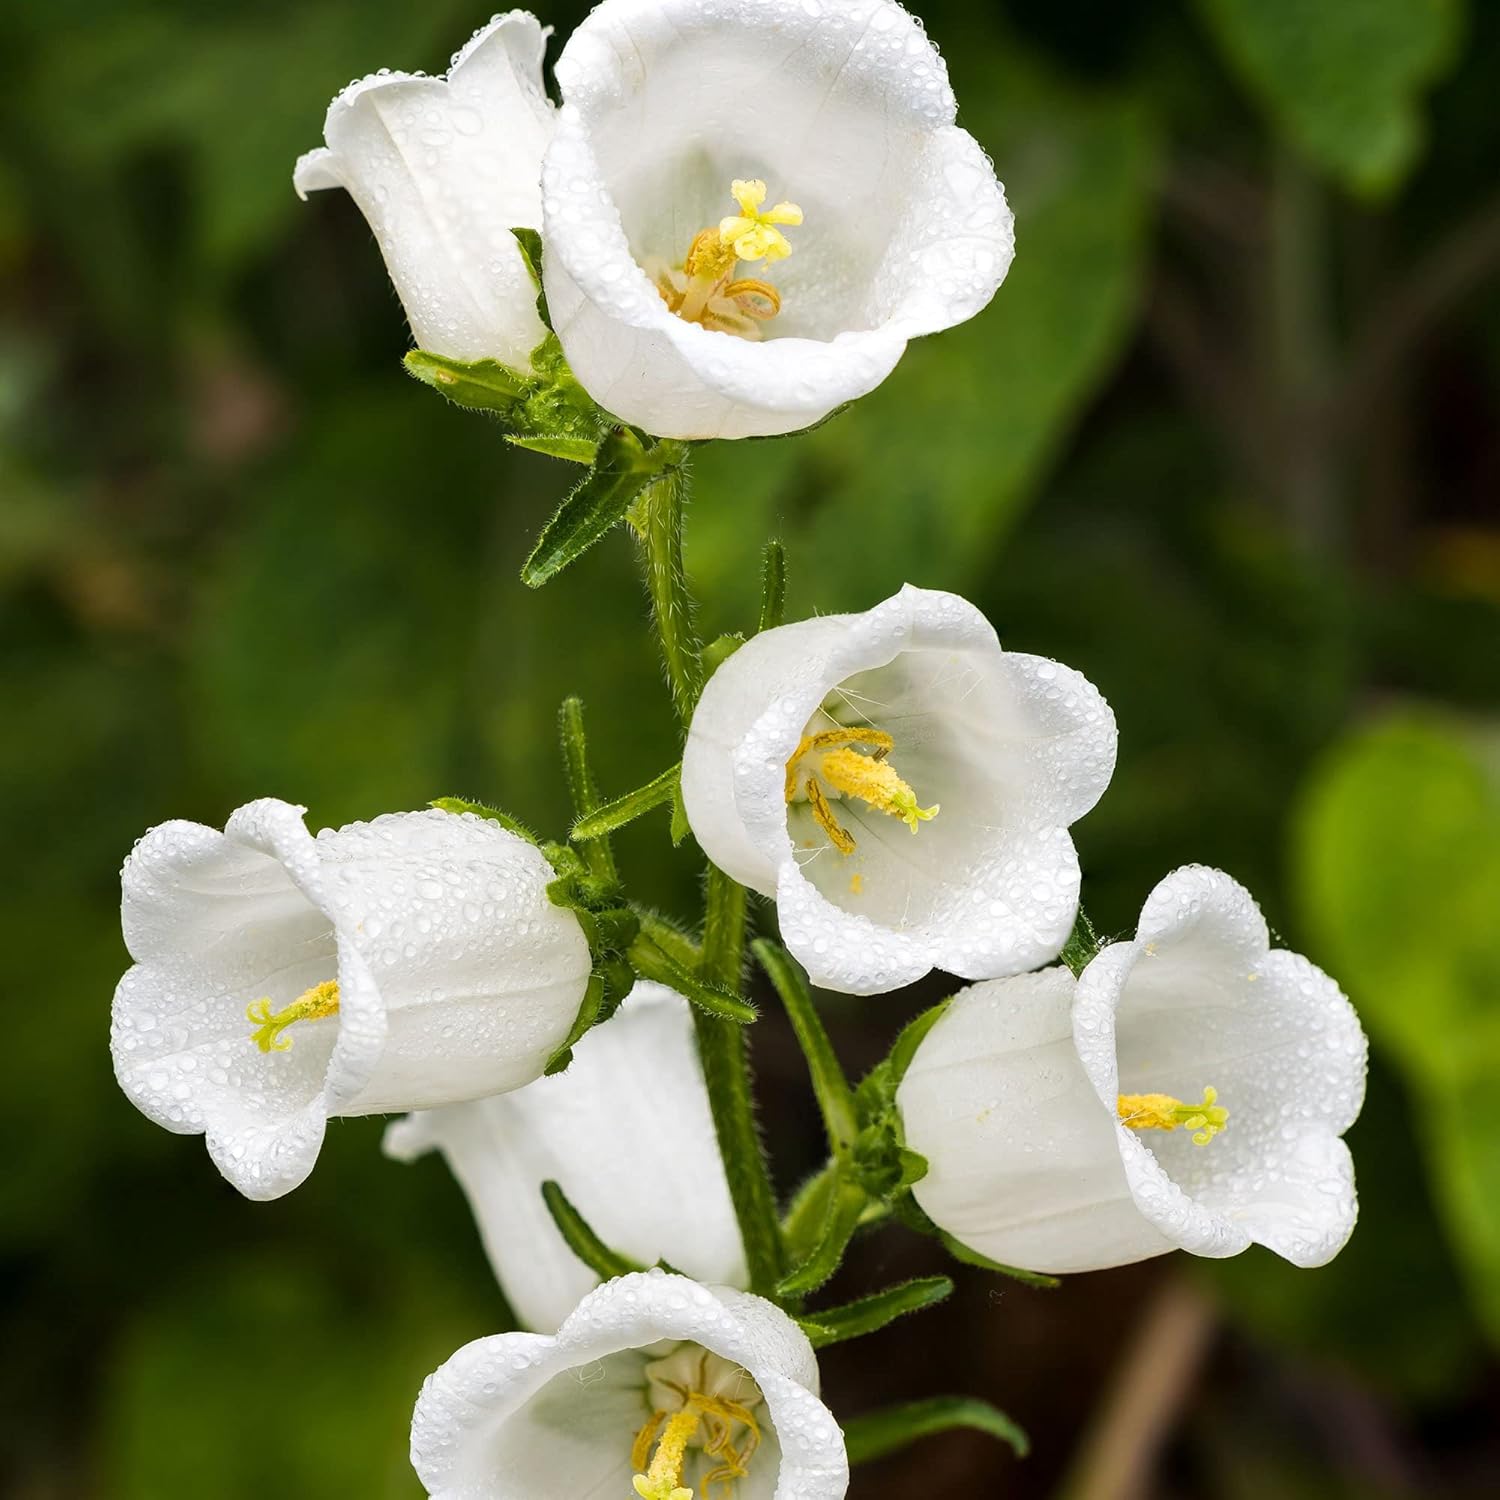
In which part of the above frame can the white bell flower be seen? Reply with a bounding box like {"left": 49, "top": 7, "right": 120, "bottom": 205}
{"left": 410, "top": 1268, "right": 847, "bottom": 1499}
{"left": 294, "top": 12, "right": 555, "bottom": 367}
{"left": 385, "top": 981, "right": 747, "bottom": 1333}
{"left": 541, "top": 0, "right": 1015, "bottom": 439}
{"left": 111, "top": 800, "right": 591, "bottom": 1201}
{"left": 898, "top": 866, "right": 1368, "bottom": 1274}
{"left": 680, "top": 585, "right": 1116, "bottom": 995}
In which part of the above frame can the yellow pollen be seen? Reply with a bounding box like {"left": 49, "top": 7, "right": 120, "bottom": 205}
{"left": 632, "top": 1390, "right": 762, "bottom": 1500}
{"left": 657, "top": 178, "right": 803, "bottom": 340}
{"left": 783, "top": 725, "right": 938, "bottom": 856}
{"left": 1118, "top": 1086, "right": 1228, "bottom": 1146}
{"left": 246, "top": 979, "right": 340, "bottom": 1053}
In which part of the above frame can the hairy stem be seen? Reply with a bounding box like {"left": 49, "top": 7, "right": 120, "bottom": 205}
{"left": 634, "top": 456, "right": 784, "bottom": 1297}
{"left": 635, "top": 457, "right": 703, "bottom": 728}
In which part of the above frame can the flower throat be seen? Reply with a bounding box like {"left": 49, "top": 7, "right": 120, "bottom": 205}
{"left": 655, "top": 178, "right": 803, "bottom": 340}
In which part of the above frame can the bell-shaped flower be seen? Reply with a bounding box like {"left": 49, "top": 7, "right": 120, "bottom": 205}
{"left": 411, "top": 1268, "right": 847, "bottom": 1499}
{"left": 897, "top": 866, "right": 1368, "bottom": 1274}
{"left": 111, "top": 800, "right": 591, "bottom": 1201}
{"left": 385, "top": 981, "right": 747, "bottom": 1332}
{"left": 541, "top": 0, "right": 1015, "bottom": 439}
{"left": 680, "top": 585, "right": 1115, "bottom": 995}
{"left": 294, "top": 13, "right": 555, "bottom": 367}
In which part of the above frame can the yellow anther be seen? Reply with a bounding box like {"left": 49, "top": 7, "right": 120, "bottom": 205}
{"left": 246, "top": 979, "right": 340, "bottom": 1053}
{"left": 785, "top": 725, "right": 937, "bottom": 857}
{"left": 720, "top": 178, "right": 804, "bottom": 265}
{"left": 1118, "top": 1086, "right": 1228, "bottom": 1146}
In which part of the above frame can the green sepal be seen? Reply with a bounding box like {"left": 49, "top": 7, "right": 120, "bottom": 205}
{"left": 570, "top": 762, "right": 681, "bottom": 842}
{"left": 511, "top": 225, "right": 550, "bottom": 328}
{"left": 626, "top": 932, "right": 757, "bottom": 1024}
{"left": 884, "top": 1191, "right": 1056, "bottom": 1286}
{"left": 429, "top": 796, "right": 537, "bottom": 843}
{"left": 701, "top": 632, "right": 745, "bottom": 675}
{"left": 757, "top": 540, "right": 786, "bottom": 634}
{"left": 796, "top": 1276, "right": 953, "bottom": 1350}
{"left": 508, "top": 432, "right": 598, "bottom": 464}
{"left": 777, "top": 1175, "right": 867, "bottom": 1298}
{"left": 1059, "top": 906, "right": 1101, "bottom": 976}
{"left": 522, "top": 428, "right": 679, "bottom": 588}
{"left": 405, "top": 350, "right": 531, "bottom": 421}
{"left": 668, "top": 781, "right": 691, "bottom": 847}
{"left": 543, "top": 973, "right": 604, "bottom": 1076}
{"left": 540, "top": 1180, "right": 642, "bottom": 1281}
{"left": 843, "top": 1397, "right": 1029, "bottom": 1466}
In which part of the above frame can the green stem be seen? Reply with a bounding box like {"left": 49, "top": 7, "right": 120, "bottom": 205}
{"left": 636, "top": 458, "right": 703, "bottom": 728}
{"left": 633, "top": 457, "right": 784, "bottom": 1299}
{"left": 696, "top": 864, "right": 784, "bottom": 1296}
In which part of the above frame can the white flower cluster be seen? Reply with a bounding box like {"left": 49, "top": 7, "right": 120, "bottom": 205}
{"left": 104, "top": 5, "right": 1370, "bottom": 1497}
{"left": 294, "top": 1, "right": 1014, "bottom": 440}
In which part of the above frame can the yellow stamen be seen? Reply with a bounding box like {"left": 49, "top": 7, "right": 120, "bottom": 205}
{"left": 660, "top": 178, "right": 803, "bottom": 339}
{"left": 246, "top": 979, "right": 340, "bottom": 1053}
{"left": 784, "top": 725, "right": 937, "bottom": 856}
{"left": 632, "top": 1391, "right": 762, "bottom": 1500}
{"left": 1118, "top": 1086, "right": 1228, "bottom": 1146}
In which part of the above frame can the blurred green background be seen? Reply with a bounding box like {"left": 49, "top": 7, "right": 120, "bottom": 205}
{"left": 2, "top": 0, "right": 1497, "bottom": 1495}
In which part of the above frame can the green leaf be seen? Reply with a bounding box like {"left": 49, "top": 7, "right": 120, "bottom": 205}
{"left": 798, "top": 1276, "right": 953, "bottom": 1350}
{"left": 507, "top": 433, "right": 598, "bottom": 464}
{"left": 429, "top": 796, "right": 535, "bottom": 842}
{"left": 1195, "top": 0, "right": 1461, "bottom": 197}
{"left": 540, "top": 1180, "right": 642, "bottom": 1281}
{"left": 753, "top": 938, "right": 858, "bottom": 1156}
{"left": 1295, "top": 714, "right": 1500, "bottom": 1340}
{"left": 777, "top": 1176, "right": 867, "bottom": 1298}
{"left": 571, "top": 762, "right": 682, "bottom": 841}
{"left": 403, "top": 348, "right": 532, "bottom": 420}
{"left": 626, "top": 932, "right": 758, "bottom": 1025}
{"left": 843, "top": 1396, "right": 1029, "bottom": 1466}
{"left": 521, "top": 429, "right": 674, "bottom": 588}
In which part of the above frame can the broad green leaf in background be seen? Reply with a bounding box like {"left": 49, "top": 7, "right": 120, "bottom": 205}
{"left": 1295, "top": 715, "right": 1500, "bottom": 1340}
{"left": 1194, "top": 0, "right": 1463, "bottom": 198}
{"left": 689, "top": 26, "right": 1159, "bottom": 622}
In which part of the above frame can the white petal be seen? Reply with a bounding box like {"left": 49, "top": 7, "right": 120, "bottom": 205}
{"left": 295, "top": 12, "right": 554, "bottom": 366}
{"left": 682, "top": 585, "right": 1113, "bottom": 993}
{"left": 385, "top": 983, "right": 747, "bottom": 1332}
{"left": 317, "top": 810, "right": 592, "bottom": 1114}
{"left": 410, "top": 1271, "right": 846, "bottom": 1500}
{"left": 1074, "top": 866, "right": 1367, "bottom": 1264}
{"left": 899, "top": 969, "right": 1174, "bottom": 1274}
{"left": 111, "top": 800, "right": 384, "bottom": 1199}
{"left": 542, "top": 0, "right": 1012, "bottom": 438}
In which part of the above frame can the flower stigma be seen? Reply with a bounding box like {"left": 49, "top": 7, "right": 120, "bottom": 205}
{"left": 632, "top": 1347, "right": 764, "bottom": 1499}
{"left": 785, "top": 726, "right": 939, "bottom": 856}
{"left": 1117, "top": 1086, "right": 1228, "bottom": 1146}
{"left": 654, "top": 179, "right": 803, "bottom": 341}
{"left": 246, "top": 979, "right": 340, "bottom": 1053}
